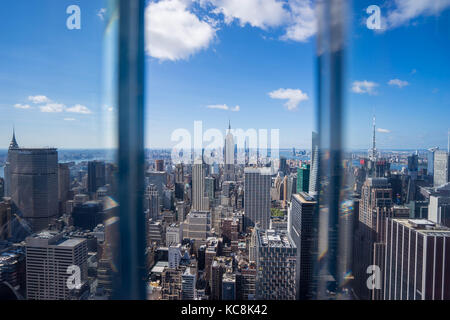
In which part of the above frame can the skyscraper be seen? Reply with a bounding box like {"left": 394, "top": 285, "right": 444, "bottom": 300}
{"left": 255, "top": 229, "right": 297, "bottom": 300}
{"left": 289, "top": 192, "right": 316, "bottom": 299}
{"left": 244, "top": 167, "right": 271, "bottom": 230}
{"left": 309, "top": 131, "right": 319, "bottom": 197}
{"left": 427, "top": 147, "right": 439, "bottom": 177}
{"left": 222, "top": 273, "right": 236, "bottom": 300}
{"left": 58, "top": 163, "right": 70, "bottom": 214}
{"left": 354, "top": 177, "right": 393, "bottom": 300}
{"left": 145, "top": 184, "right": 160, "bottom": 221}
{"left": 279, "top": 157, "right": 288, "bottom": 176}
{"left": 26, "top": 231, "right": 89, "bottom": 300}
{"left": 211, "top": 256, "right": 232, "bottom": 300}
{"left": 297, "top": 164, "right": 310, "bottom": 194}
{"left": 181, "top": 267, "right": 196, "bottom": 300}
{"left": 8, "top": 133, "right": 58, "bottom": 232}
{"left": 224, "top": 121, "right": 235, "bottom": 181}
{"left": 155, "top": 159, "right": 164, "bottom": 172}
{"left": 434, "top": 150, "right": 450, "bottom": 187}
{"left": 192, "top": 158, "right": 208, "bottom": 211}
{"left": 384, "top": 219, "right": 450, "bottom": 300}
{"left": 205, "top": 176, "right": 215, "bottom": 201}
{"left": 87, "top": 161, "right": 106, "bottom": 195}
{"left": 147, "top": 171, "right": 167, "bottom": 199}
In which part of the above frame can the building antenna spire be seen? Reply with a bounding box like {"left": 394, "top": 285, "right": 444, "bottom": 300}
{"left": 9, "top": 125, "right": 19, "bottom": 149}
{"left": 368, "top": 114, "right": 377, "bottom": 161}
{"left": 448, "top": 128, "right": 449, "bottom": 153}
{"left": 372, "top": 115, "right": 376, "bottom": 155}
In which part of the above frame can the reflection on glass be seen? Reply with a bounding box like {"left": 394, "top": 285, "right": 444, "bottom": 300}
{"left": 0, "top": 0, "right": 450, "bottom": 301}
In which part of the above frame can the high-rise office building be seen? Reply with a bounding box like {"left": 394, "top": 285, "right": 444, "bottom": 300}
{"left": 205, "top": 176, "right": 215, "bottom": 201}
{"left": 175, "top": 164, "right": 184, "bottom": 184}
{"left": 181, "top": 267, "right": 196, "bottom": 300}
{"left": 384, "top": 219, "right": 450, "bottom": 300}
{"left": 147, "top": 171, "right": 167, "bottom": 200}
{"left": 168, "top": 244, "right": 182, "bottom": 269}
{"left": 0, "top": 250, "right": 25, "bottom": 295}
{"left": 147, "top": 220, "right": 164, "bottom": 245}
{"left": 289, "top": 192, "right": 316, "bottom": 299}
{"left": 237, "top": 263, "right": 256, "bottom": 300}
{"left": 72, "top": 201, "right": 104, "bottom": 231}
{"left": 184, "top": 211, "right": 211, "bottom": 241}
{"left": 145, "top": 184, "right": 160, "bottom": 221}
{"left": 309, "top": 131, "right": 319, "bottom": 197}
{"left": 428, "top": 192, "right": 450, "bottom": 228}
{"left": 407, "top": 153, "right": 419, "bottom": 180}
{"left": 224, "top": 121, "right": 235, "bottom": 181}
{"left": 297, "top": 164, "right": 310, "bottom": 194}
{"left": 244, "top": 167, "right": 271, "bottom": 230}
{"left": 434, "top": 150, "right": 450, "bottom": 187}
{"left": 255, "top": 229, "right": 297, "bottom": 300}
{"left": 166, "top": 223, "right": 183, "bottom": 246}
{"left": 354, "top": 177, "right": 393, "bottom": 300}
{"left": 58, "top": 163, "right": 71, "bottom": 214}
{"left": 4, "top": 129, "right": 19, "bottom": 198}
{"left": 87, "top": 161, "right": 106, "bottom": 195}
{"left": 161, "top": 268, "right": 183, "bottom": 300}
{"left": 155, "top": 159, "right": 164, "bottom": 172}
{"left": 192, "top": 159, "right": 209, "bottom": 211}
{"left": 25, "top": 231, "right": 89, "bottom": 300}
{"left": 279, "top": 157, "right": 288, "bottom": 176}
{"left": 222, "top": 272, "right": 236, "bottom": 300}
{"left": 8, "top": 135, "right": 58, "bottom": 232}
{"left": 211, "top": 256, "right": 232, "bottom": 300}
{"left": 428, "top": 147, "right": 439, "bottom": 177}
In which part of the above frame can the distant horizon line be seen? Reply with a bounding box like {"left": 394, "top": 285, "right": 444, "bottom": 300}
{"left": 0, "top": 147, "right": 443, "bottom": 152}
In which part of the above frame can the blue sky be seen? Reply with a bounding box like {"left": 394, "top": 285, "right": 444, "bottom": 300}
{"left": 0, "top": 0, "right": 449, "bottom": 150}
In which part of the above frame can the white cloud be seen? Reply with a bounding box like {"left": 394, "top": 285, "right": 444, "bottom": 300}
{"left": 14, "top": 104, "right": 31, "bottom": 109}
{"left": 28, "top": 95, "right": 50, "bottom": 104}
{"left": 269, "top": 88, "right": 309, "bottom": 111}
{"left": 281, "top": 0, "right": 316, "bottom": 42}
{"left": 351, "top": 80, "right": 378, "bottom": 95}
{"left": 377, "top": 128, "right": 391, "bottom": 133}
{"left": 66, "top": 104, "right": 92, "bottom": 114}
{"left": 207, "top": 104, "right": 240, "bottom": 111}
{"left": 146, "top": 0, "right": 216, "bottom": 61}
{"left": 388, "top": 79, "right": 409, "bottom": 88}
{"left": 40, "top": 103, "right": 65, "bottom": 113}
{"left": 387, "top": 0, "right": 450, "bottom": 29}
{"left": 64, "top": 118, "right": 76, "bottom": 121}
{"left": 207, "top": 0, "right": 288, "bottom": 29}
{"left": 97, "top": 8, "right": 107, "bottom": 20}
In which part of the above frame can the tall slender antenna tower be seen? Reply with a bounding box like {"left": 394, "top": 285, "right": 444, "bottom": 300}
{"left": 368, "top": 115, "right": 377, "bottom": 161}
{"left": 372, "top": 115, "right": 376, "bottom": 155}
{"left": 447, "top": 128, "right": 449, "bottom": 153}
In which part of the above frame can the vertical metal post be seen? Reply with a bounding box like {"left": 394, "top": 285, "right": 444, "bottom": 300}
{"left": 116, "top": 0, "right": 146, "bottom": 300}
{"left": 314, "top": 0, "right": 350, "bottom": 299}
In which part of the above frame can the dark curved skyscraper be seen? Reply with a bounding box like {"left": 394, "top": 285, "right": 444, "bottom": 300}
{"left": 7, "top": 132, "right": 58, "bottom": 232}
